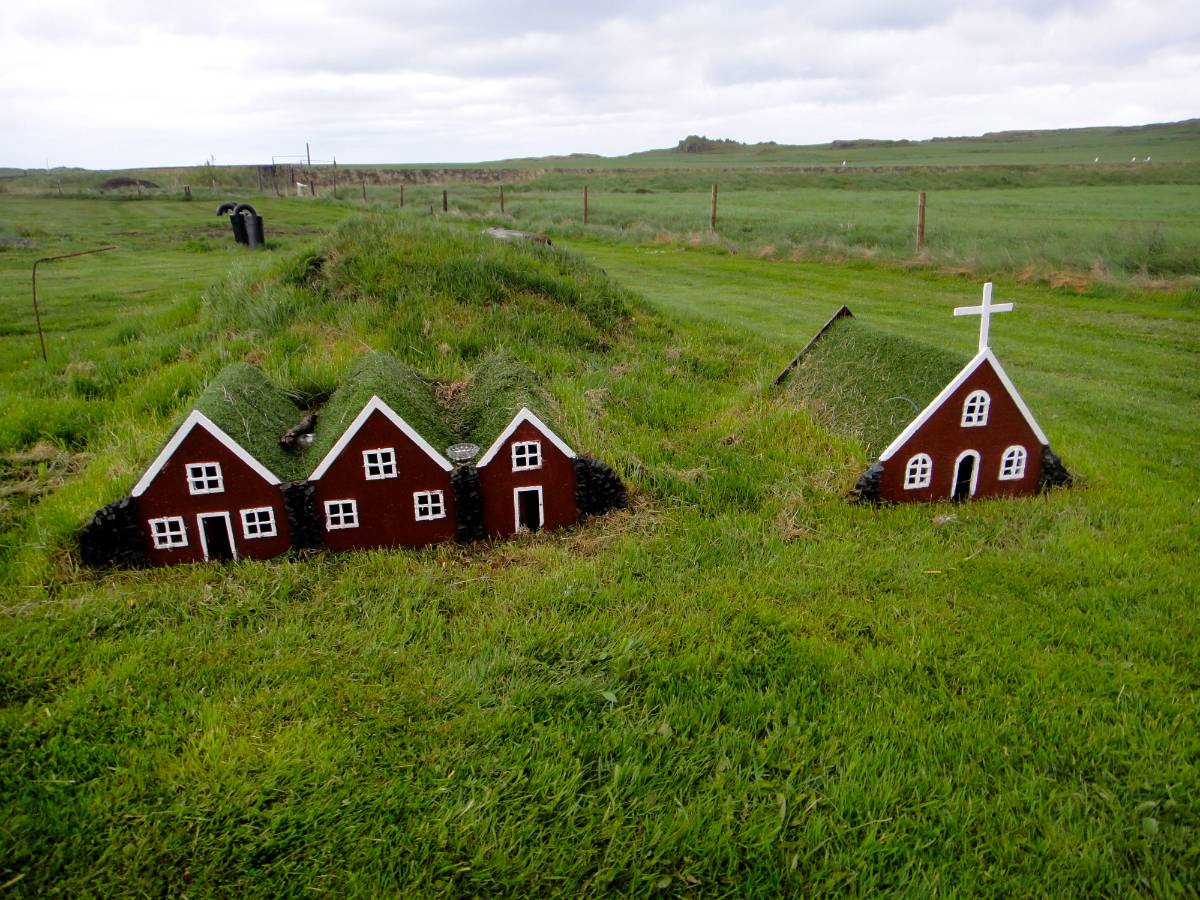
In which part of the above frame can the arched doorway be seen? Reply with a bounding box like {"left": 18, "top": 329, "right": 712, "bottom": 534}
{"left": 952, "top": 451, "right": 980, "bottom": 502}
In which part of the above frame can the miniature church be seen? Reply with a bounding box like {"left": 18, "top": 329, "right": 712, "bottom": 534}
{"left": 778, "top": 283, "right": 1071, "bottom": 503}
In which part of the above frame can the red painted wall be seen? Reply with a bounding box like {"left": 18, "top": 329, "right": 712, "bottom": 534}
{"left": 477, "top": 419, "right": 578, "bottom": 537}
{"left": 136, "top": 427, "right": 292, "bottom": 565}
{"left": 878, "top": 359, "right": 1043, "bottom": 503}
{"left": 311, "top": 409, "right": 457, "bottom": 551}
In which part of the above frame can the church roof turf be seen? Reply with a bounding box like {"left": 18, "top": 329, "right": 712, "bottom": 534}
{"left": 782, "top": 314, "right": 967, "bottom": 460}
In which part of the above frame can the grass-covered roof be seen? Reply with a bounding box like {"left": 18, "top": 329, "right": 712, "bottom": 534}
{"left": 308, "top": 352, "right": 453, "bottom": 464}
{"left": 783, "top": 315, "right": 967, "bottom": 459}
{"left": 456, "top": 351, "right": 559, "bottom": 450}
{"left": 191, "top": 362, "right": 305, "bottom": 480}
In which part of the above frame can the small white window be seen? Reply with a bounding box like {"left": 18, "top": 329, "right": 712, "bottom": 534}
{"left": 325, "top": 499, "right": 359, "bottom": 530}
{"left": 413, "top": 490, "right": 446, "bottom": 521}
{"left": 149, "top": 516, "right": 188, "bottom": 549}
{"left": 904, "top": 453, "right": 933, "bottom": 489}
{"left": 999, "top": 445, "right": 1027, "bottom": 480}
{"left": 240, "top": 506, "right": 277, "bottom": 538}
{"left": 512, "top": 440, "right": 542, "bottom": 471}
{"left": 186, "top": 462, "right": 224, "bottom": 494}
{"left": 362, "top": 448, "right": 397, "bottom": 480}
{"left": 961, "top": 390, "right": 990, "bottom": 427}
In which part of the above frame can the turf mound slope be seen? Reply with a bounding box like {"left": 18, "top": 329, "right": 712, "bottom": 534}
{"left": 276, "top": 214, "right": 635, "bottom": 351}
{"left": 782, "top": 313, "right": 965, "bottom": 459}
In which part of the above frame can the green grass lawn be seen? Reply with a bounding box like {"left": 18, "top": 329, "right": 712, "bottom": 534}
{"left": 0, "top": 198, "right": 1197, "bottom": 895}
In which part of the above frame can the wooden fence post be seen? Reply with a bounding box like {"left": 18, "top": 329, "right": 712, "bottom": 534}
{"left": 500, "top": 185, "right": 505, "bottom": 214}
{"left": 332, "top": 161, "right": 338, "bottom": 199}
{"left": 916, "top": 191, "right": 927, "bottom": 254}
{"left": 361, "top": 176, "right": 367, "bottom": 202}
{"left": 310, "top": 173, "right": 318, "bottom": 197}
{"left": 442, "top": 189, "right": 448, "bottom": 213}
{"left": 400, "top": 184, "right": 405, "bottom": 207}
{"left": 710, "top": 183, "right": 718, "bottom": 231}
{"left": 583, "top": 185, "right": 589, "bottom": 225}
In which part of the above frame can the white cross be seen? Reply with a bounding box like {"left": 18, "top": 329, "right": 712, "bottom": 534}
{"left": 953, "top": 282, "right": 1013, "bottom": 353}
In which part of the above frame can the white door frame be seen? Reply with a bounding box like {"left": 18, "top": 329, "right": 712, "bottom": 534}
{"left": 512, "top": 485, "right": 544, "bottom": 532}
{"left": 196, "top": 511, "right": 237, "bottom": 561}
{"left": 951, "top": 450, "right": 981, "bottom": 500}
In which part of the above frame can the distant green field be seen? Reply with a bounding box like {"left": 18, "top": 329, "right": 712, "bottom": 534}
{"left": 5, "top": 120, "right": 1199, "bottom": 285}
{"left": 1, "top": 197, "right": 1197, "bottom": 895}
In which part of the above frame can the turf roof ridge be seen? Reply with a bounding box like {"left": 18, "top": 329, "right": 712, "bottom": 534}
{"left": 456, "top": 350, "right": 560, "bottom": 451}
{"left": 307, "top": 352, "right": 454, "bottom": 464}
{"left": 190, "top": 362, "right": 306, "bottom": 481}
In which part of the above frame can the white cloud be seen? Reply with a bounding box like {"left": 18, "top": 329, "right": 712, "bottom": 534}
{"left": 1, "top": 0, "right": 1197, "bottom": 167}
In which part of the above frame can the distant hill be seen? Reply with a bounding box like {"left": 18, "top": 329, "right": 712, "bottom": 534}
{"left": 480, "top": 118, "right": 1200, "bottom": 170}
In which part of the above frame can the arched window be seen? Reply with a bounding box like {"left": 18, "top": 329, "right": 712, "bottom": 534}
{"left": 904, "top": 453, "right": 933, "bottom": 489}
{"left": 999, "top": 445, "right": 1027, "bottom": 480}
{"left": 961, "top": 390, "right": 990, "bottom": 427}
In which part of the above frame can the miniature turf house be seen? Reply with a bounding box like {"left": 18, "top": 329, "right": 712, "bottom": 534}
{"left": 778, "top": 284, "right": 1070, "bottom": 503}
{"left": 305, "top": 353, "right": 459, "bottom": 552}
{"left": 80, "top": 351, "right": 627, "bottom": 567}
{"left": 80, "top": 364, "right": 302, "bottom": 566}
{"left": 452, "top": 352, "right": 619, "bottom": 539}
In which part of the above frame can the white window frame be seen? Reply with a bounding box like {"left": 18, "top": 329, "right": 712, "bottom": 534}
{"left": 362, "top": 447, "right": 398, "bottom": 480}
{"left": 148, "top": 516, "right": 188, "bottom": 549}
{"left": 413, "top": 490, "right": 446, "bottom": 521}
{"left": 324, "top": 499, "right": 359, "bottom": 530}
{"left": 904, "top": 453, "right": 933, "bottom": 490}
{"left": 186, "top": 462, "right": 224, "bottom": 495}
{"left": 998, "top": 445, "right": 1027, "bottom": 481}
{"left": 961, "top": 390, "right": 990, "bottom": 428}
{"left": 511, "top": 440, "right": 543, "bottom": 471}
{"left": 240, "top": 506, "right": 277, "bottom": 539}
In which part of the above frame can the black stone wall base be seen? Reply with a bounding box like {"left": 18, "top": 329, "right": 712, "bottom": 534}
{"left": 282, "top": 481, "right": 324, "bottom": 549}
{"left": 851, "top": 462, "right": 884, "bottom": 504}
{"left": 1039, "top": 445, "right": 1073, "bottom": 491}
{"left": 452, "top": 465, "right": 485, "bottom": 543}
{"left": 79, "top": 496, "right": 147, "bottom": 568}
{"left": 574, "top": 456, "right": 629, "bottom": 519}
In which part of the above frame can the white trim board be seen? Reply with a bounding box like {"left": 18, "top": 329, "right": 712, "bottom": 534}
{"left": 132, "top": 410, "right": 281, "bottom": 497}
{"left": 477, "top": 408, "right": 576, "bottom": 468}
{"left": 309, "top": 395, "right": 453, "bottom": 480}
{"left": 878, "top": 349, "right": 1049, "bottom": 462}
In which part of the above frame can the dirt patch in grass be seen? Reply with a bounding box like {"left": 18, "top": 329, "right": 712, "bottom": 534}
{"left": 97, "top": 177, "right": 160, "bottom": 190}
{"left": 0, "top": 443, "right": 89, "bottom": 531}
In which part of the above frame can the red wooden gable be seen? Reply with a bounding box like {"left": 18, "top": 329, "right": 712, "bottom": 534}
{"left": 877, "top": 351, "right": 1047, "bottom": 503}
{"left": 476, "top": 408, "right": 578, "bottom": 537}
{"left": 308, "top": 396, "right": 456, "bottom": 551}
{"left": 132, "top": 412, "right": 291, "bottom": 565}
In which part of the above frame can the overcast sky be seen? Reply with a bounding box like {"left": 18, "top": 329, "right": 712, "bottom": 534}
{"left": 3, "top": 1, "right": 1197, "bottom": 169}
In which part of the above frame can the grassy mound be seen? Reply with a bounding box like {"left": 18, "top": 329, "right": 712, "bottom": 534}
{"left": 783, "top": 315, "right": 966, "bottom": 458}
{"left": 191, "top": 362, "right": 304, "bottom": 480}
{"left": 308, "top": 351, "right": 452, "bottom": 465}
{"left": 286, "top": 213, "right": 632, "bottom": 346}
